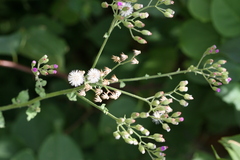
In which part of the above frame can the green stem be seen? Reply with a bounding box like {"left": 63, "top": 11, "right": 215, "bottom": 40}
{"left": 78, "top": 96, "right": 117, "bottom": 120}
{"left": 0, "top": 87, "right": 83, "bottom": 112}
{"left": 91, "top": 18, "right": 118, "bottom": 68}
{"left": 119, "top": 69, "right": 188, "bottom": 82}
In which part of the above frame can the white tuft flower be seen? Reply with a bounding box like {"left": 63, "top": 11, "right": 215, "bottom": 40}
{"left": 68, "top": 70, "right": 85, "bottom": 87}
{"left": 119, "top": 2, "right": 133, "bottom": 17}
{"left": 87, "top": 68, "right": 101, "bottom": 83}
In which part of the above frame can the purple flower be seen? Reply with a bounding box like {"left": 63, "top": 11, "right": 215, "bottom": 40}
{"left": 215, "top": 49, "right": 219, "bottom": 53}
{"left": 32, "top": 60, "right": 36, "bottom": 64}
{"left": 227, "top": 77, "right": 232, "bottom": 83}
{"left": 117, "top": 2, "right": 124, "bottom": 6}
{"left": 53, "top": 70, "right": 57, "bottom": 74}
{"left": 179, "top": 117, "right": 184, "bottom": 122}
{"left": 160, "top": 146, "right": 168, "bottom": 151}
{"left": 216, "top": 88, "right": 221, "bottom": 92}
{"left": 53, "top": 64, "right": 58, "bottom": 69}
{"left": 32, "top": 67, "right": 38, "bottom": 72}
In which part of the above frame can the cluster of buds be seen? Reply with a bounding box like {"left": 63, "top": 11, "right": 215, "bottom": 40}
{"left": 31, "top": 55, "right": 58, "bottom": 79}
{"left": 188, "top": 45, "right": 231, "bottom": 93}
{"left": 112, "top": 115, "right": 167, "bottom": 159}
{"left": 112, "top": 49, "right": 141, "bottom": 65}
{"left": 101, "top": 1, "right": 175, "bottom": 44}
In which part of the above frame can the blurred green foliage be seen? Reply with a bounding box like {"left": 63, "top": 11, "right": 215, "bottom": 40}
{"left": 0, "top": 0, "right": 240, "bottom": 159}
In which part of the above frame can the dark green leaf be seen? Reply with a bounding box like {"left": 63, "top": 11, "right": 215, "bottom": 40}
{"left": 211, "top": 0, "right": 240, "bottom": 37}
{"left": 11, "top": 149, "right": 35, "bottom": 160}
{"left": 188, "top": 0, "right": 211, "bottom": 22}
{"left": 19, "top": 27, "right": 68, "bottom": 71}
{"left": 180, "top": 20, "right": 220, "bottom": 59}
{"left": 0, "top": 32, "right": 21, "bottom": 55}
{"left": 39, "top": 133, "right": 83, "bottom": 160}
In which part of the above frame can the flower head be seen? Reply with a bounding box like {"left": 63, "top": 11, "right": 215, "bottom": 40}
{"left": 119, "top": 2, "right": 133, "bottom": 17}
{"left": 87, "top": 68, "right": 101, "bottom": 83}
{"left": 68, "top": 70, "right": 85, "bottom": 87}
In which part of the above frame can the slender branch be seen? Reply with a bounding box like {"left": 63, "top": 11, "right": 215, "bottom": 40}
{"left": 0, "top": 87, "right": 82, "bottom": 111}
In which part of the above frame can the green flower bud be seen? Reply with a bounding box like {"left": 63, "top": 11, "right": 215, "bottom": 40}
{"left": 164, "top": 0, "right": 174, "bottom": 5}
{"left": 134, "top": 20, "right": 145, "bottom": 28}
{"left": 184, "top": 94, "right": 193, "bottom": 100}
{"left": 179, "top": 99, "right": 188, "bottom": 107}
{"left": 134, "top": 124, "right": 144, "bottom": 131}
{"left": 133, "top": 3, "right": 143, "bottom": 10}
{"left": 146, "top": 142, "right": 156, "bottom": 149}
{"left": 152, "top": 100, "right": 160, "bottom": 106}
{"left": 132, "top": 12, "right": 140, "bottom": 18}
{"left": 138, "top": 145, "right": 145, "bottom": 154}
{"left": 131, "top": 112, "right": 140, "bottom": 119}
{"left": 120, "top": 131, "right": 130, "bottom": 139}
{"left": 139, "top": 12, "right": 149, "bottom": 19}
{"left": 134, "top": 36, "right": 147, "bottom": 44}
{"left": 124, "top": 138, "right": 134, "bottom": 144}
{"left": 141, "top": 30, "right": 152, "bottom": 36}
{"left": 31, "top": 60, "right": 36, "bottom": 67}
{"left": 141, "top": 129, "right": 150, "bottom": 136}
{"left": 217, "top": 60, "right": 227, "bottom": 65}
{"left": 178, "top": 86, "right": 188, "bottom": 92}
{"left": 140, "top": 112, "right": 149, "bottom": 118}
{"left": 116, "top": 118, "right": 125, "bottom": 124}
{"left": 125, "top": 118, "right": 136, "bottom": 124}
{"left": 179, "top": 80, "right": 188, "bottom": 86}
{"left": 123, "top": 21, "right": 134, "bottom": 28}
{"left": 40, "top": 70, "right": 48, "bottom": 76}
{"left": 205, "top": 59, "right": 214, "bottom": 65}
{"left": 171, "top": 111, "right": 181, "bottom": 117}
{"left": 101, "top": 2, "right": 109, "bottom": 8}
{"left": 113, "top": 131, "right": 121, "bottom": 139}
{"left": 39, "top": 55, "right": 49, "bottom": 64}
{"left": 162, "top": 123, "right": 170, "bottom": 132}
{"left": 154, "top": 91, "right": 164, "bottom": 98}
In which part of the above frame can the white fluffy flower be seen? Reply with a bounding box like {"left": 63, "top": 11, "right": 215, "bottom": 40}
{"left": 120, "top": 2, "right": 133, "bottom": 17}
{"left": 87, "top": 68, "right": 101, "bottom": 83}
{"left": 68, "top": 70, "right": 85, "bottom": 87}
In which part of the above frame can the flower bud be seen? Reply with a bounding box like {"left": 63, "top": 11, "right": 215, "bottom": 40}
{"left": 48, "top": 70, "right": 57, "bottom": 74}
{"left": 116, "top": 118, "right": 125, "bottom": 124}
{"left": 154, "top": 91, "right": 164, "bottom": 98}
{"left": 127, "top": 128, "right": 134, "bottom": 134}
{"left": 113, "top": 131, "right": 121, "bottom": 139}
{"left": 120, "top": 131, "right": 130, "bottom": 139}
{"left": 134, "top": 36, "right": 147, "bottom": 44}
{"left": 40, "top": 70, "right": 48, "bottom": 76}
{"left": 179, "top": 86, "right": 188, "bottom": 92}
{"left": 212, "top": 87, "right": 221, "bottom": 92}
{"left": 151, "top": 100, "right": 160, "bottom": 106}
{"left": 179, "top": 99, "right": 188, "bottom": 107}
{"left": 205, "top": 59, "right": 214, "bottom": 65}
{"left": 141, "top": 30, "right": 152, "bottom": 36}
{"left": 162, "top": 123, "right": 170, "bottom": 132}
{"left": 39, "top": 55, "right": 49, "bottom": 64}
{"left": 132, "top": 12, "right": 140, "bottom": 18}
{"left": 32, "top": 67, "right": 38, "bottom": 72}
{"left": 134, "top": 124, "right": 144, "bottom": 131}
{"left": 125, "top": 118, "right": 136, "bottom": 124}
{"left": 184, "top": 94, "right": 193, "bottom": 100}
{"left": 139, "top": 12, "right": 149, "bottom": 19}
{"left": 123, "top": 21, "right": 134, "bottom": 28}
{"left": 179, "top": 80, "right": 188, "bottom": 86}
{"left": 124, "top": 138, "right": 134, "bottom": 144}
{"left": 146, "top": 142, "right": 156, "bottom": 149}
{"left": 133, "top": 3, "right": 143, "bottom": 10}
{"left": 217, "top": 60, "right": 227, "bottom": 65}
{"left": 160, "top": 146, "right": 168, "bottom": 151}
{"left": 31, "top": 60, "right": 36, "bottom": 67}
{"left": 131, "top": 112, "right": 140, "bottom": 119}
{"left": 101, "top": 2, "right": 109, "bottom": 8}
{"left": 171, "top": 111, "right": 181, "bottom": 117}
{"left": 176, "top": 117, "right": 184, "bottom": 122}
{"left": 138, "top": 145, "right": 145, "bottom": 154}
{"left": 134, "top": 20, "right": 145, "bottom": 28}
{"left": 141, "top": 129, "right": 150, "bottom": 136}
{"left": 140, "top": 112, "right": 149, "bottom": 118}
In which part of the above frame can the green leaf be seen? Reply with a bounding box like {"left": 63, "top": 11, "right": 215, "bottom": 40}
{"left": 19, "top": 27, "right": 68, "bottom": 71}
{"left": 11, "top": 105, "right": 63, "bottom": 150}
{"left": 11, "top": 149, "right": 35, "bottom": 160}
{"left": 26, "top": 101, "right": 41, "bottom": 121}
{"left": 35, "top": 87, "right": 46, "bottom": 97}
{"left": 0, "top": 111, "right": 5, "bottom": 128}
{"left": 219, "top": 134, "right": 240, "bottom": 160}
{"left": 211, "top": 0, "right": 240, "bottom": 37}
{"left": 217, "top": 83, "right": 240, "bottom": 111}
{"left": 119, "top": 81, "right": 126, "bottom": 88}
{"left": 192, "top": 150, "right": 215, "bottom": 160}
{"left": 179, "top": 19, "right": 220, "bottom": 59}
{"left": 11, "top": 90, "right": 29, "bottom": 104}
{"left": 39, "top": 133, "right": 83, "bottom": 160}
{"left": 79, "top": 122, "right": 98, "bottom": 148}
{"left": 220, "top": 37, "right": 240, "bottom": 64}
{"left": 0, "top": 32, "right": 21, "bottom": 55}
{"left": 67, "top": 91, "right": 77, "bottom": 101}
{"left": 188, "top": 0, "right": 211, "bottom": 22}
